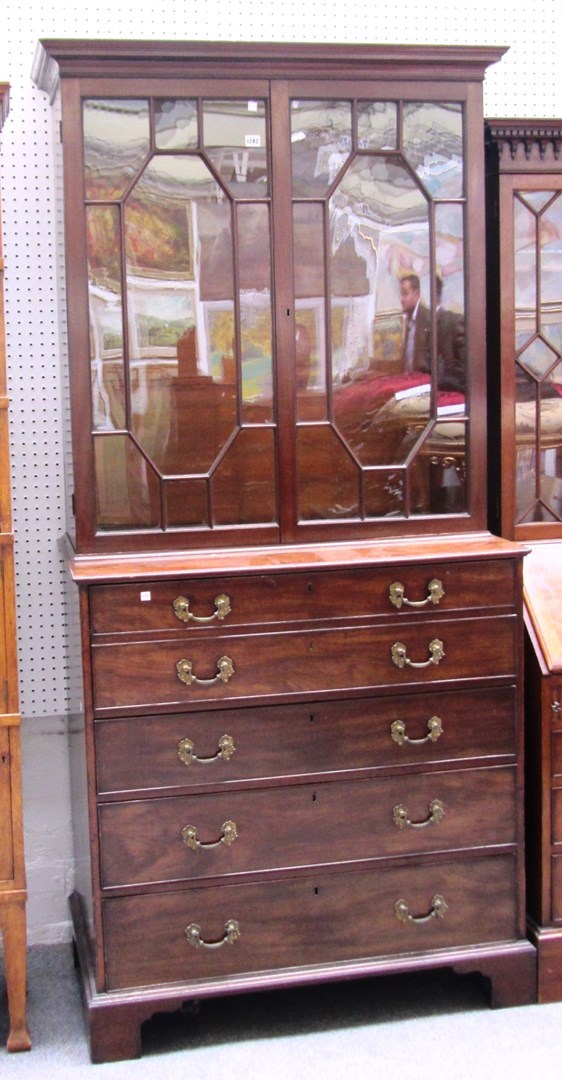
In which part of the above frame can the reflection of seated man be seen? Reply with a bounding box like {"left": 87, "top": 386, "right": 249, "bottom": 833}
{"left": 399, "top": 273, "right": 465, "bottom": 393}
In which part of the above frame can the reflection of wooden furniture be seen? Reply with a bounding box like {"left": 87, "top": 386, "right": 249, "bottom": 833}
{"left": 487, "top": 120, "right": 562, "bottom": 1002}
{"left": 0, "top": 83, "right": 31, "bottom": 1054}
{"left": 34, "top": 43, "right": 535, "bottom": 1063}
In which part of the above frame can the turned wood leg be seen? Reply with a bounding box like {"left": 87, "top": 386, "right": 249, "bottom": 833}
{"left": 1, "top": 899, "right": 31, "bottom": 1052}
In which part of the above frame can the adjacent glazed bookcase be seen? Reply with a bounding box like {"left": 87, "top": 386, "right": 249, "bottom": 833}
{"left": 487, "top": 118, "right": 562, "bottom": 1002}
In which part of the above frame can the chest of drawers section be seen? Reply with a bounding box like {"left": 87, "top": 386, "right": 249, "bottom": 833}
{"left": 74, "top": 541, "right": 535, "bottom": 1059}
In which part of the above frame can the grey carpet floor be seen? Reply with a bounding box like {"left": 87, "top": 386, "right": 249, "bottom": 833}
{"left": 1, "top": 945, "right": 562, "bottom": 1078}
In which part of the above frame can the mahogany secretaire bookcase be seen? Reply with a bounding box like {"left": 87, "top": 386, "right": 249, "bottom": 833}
{"left": 487, "top": 118, "right": 562, "bottom": 1002}
{"left": 33, "top": 41, "right": 535, "bottom": 1061}
{"left": 0, "top": 82, "right": 31, "bottom": 1054}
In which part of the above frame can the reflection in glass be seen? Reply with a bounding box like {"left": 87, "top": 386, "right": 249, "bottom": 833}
{"left": 329, "top": 155, "right": 430, "bottom": 466}
{"left": 237, "top": 203, "right": 273, "bottom": 421}
{"left": 87, "top": 205, "right": 125, "bottom": 431}
{"left": 358, "top": 101, "right": 397, "bottom": 150}
{"left": 296, "top": 426, "right": 359, "bottom": 520}
{"left": 403, "top": 102, "right": 463, "bottom": 199}
{"left": 154, "top": 99, "right": 198, "bottom": 150}
{"left": 540, "top": 193, "right": 562, "bottom": 353}
{"left": 293, "top": 203, "right": 327, "bottom": 420}
{"left": 124, "top": 154, "right": 237, "bottom": 475}
{"left": 291, "top": 100, "right": 352, "bottom": 197}
{"left": 212, "top": 429, "right": 277, "bottom": 524}
{"left": 83, "top": 99, "right": 150, "bottom": 200}
{"left": 95, "top": 434, "right": 160, "bottom": 529}
{"left": 204, "top": 99, "right": 268, "bottom": 197}
{"left": 435, "top": 203, "right": 466, "bottom": 397}
{"left": 410, "top": 420, "right": 467, "bottom": 515}
{"left": 519, "top": 191, "right": 555, "bottom": 213}
{"left": 364, "top": 469, "right": 404, "bottom": 517}
{"left": 514, "top": 196, "right": 537, "bottom": 350}
{"left": 518, "top": 338, "right": 558, "bottom": 380}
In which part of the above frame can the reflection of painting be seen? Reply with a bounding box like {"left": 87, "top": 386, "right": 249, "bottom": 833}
{"left": 126, "top": 191, "right": 193, "bottom": 278}
{"left": 373, "top": 314, "right": 403, "bottom": 368}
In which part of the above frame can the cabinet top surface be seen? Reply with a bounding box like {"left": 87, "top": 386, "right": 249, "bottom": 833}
{"left": 524, "top": 541, "right": 562, "bottom": 673}
{"left": 65, "top": 531, "right": 526, "bottom": 584}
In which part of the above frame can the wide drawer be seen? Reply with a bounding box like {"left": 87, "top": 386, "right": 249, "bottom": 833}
{"left": 102, "top": 853, "right": 519, "bottom": 990}
{"left": 91, "top": 614, "right": 518, "bottom": 713}
{"left": 89, "top": 559, "right": 516, "bottom": 637}
{"left": 98, "top": 766, "right": 516, "bottom": 888}
{"left": 95, "top": 686, "right": 517, "bottom": 796}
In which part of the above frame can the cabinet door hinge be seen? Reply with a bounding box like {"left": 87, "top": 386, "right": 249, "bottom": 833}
{"left": 71, "top": 492, "right": 76, "bottom": 517}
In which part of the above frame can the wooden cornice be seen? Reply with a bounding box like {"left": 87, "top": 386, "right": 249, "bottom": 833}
{"left": 32, "top": 39, "right": 508, "bottom": 101}
{"left": 486, "top": 117, "right": 562, "bottom": 172}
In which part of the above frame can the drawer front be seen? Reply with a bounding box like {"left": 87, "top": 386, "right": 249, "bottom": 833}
{"left": 95, "top": 686, "right": 517, "bottom": 795}
{"left": 103, "top": 853, "right": 518, "bottom": 990}
{"left": 89, "top": 559, "right": 516, "bottom": 637}
{"left": 98, "top": 766, "right": 516, "bottom": 888}
{"left": 91, "top": 615, "right": 517, "bottom": 713}
{"left": 552, "top": 730, "right": 562, "bottom": 778}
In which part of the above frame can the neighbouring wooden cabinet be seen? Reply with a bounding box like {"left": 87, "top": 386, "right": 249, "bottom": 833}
{"left": 33, "top": 42, "right": 535, "bottom": 1062}
{"left": 486, "top": 118, "right": 562, "bottom": 1002}
{"left": 0, "top": 83, "right": 31, "bottom": 1054}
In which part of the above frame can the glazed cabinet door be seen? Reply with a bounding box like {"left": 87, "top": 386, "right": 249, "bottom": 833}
{"left": 59, "top": 67, "right": 488, "bottom": 555}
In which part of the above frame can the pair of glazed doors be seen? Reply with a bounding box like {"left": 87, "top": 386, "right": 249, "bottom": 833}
{"left": 67, "top": 74, "right": 484, "bottom": 549}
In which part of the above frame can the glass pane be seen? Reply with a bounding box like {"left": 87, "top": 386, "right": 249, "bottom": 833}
{"left": 435, "top": 203, "right": 466, "bottom": 398}
{"left": 291, "top": 100, "right": 352, "bottom": 197}
{"left": 411, "top": 420, "right": 467, "bottom": 515}
{"left": 540, "top": 383, "right": 562, "bottom": 521}
{"left": 296, "top": 426, "right": 359, "bottom": 520}
{"left": 515, "top": 368, "right": 537, "bottom": 521}
{"left": 95, "top": 434, "right": 160, "bottom": 529}
{"left": 86, "top": 205, "right": 125, "bottom": 430}
{"left": 329, "top": 155, "right": 430, "bottom": 467}
{"left": 164, "top": 478, "right": 208, "bottom": 527}
{"left": 519, "top": 191, "right": 556, "bottom": 213}
{"left": 154, "top": 99, "right": 198, "bottom": 150}
{"left": 403, "top": 102, "right": 463, "bottom": 199}
{"left": 364, "top": 468, "right": 404, "bottom": 517}
{"left": 212, "top": 429, "right": 277, "bottom": 524}
{"left": 83, "top": 99, "right": 150, "bottom": 200}
{"left": 237, "top": 203, "right": 273, "bottom": 421}
{"left": 518, "top": 338, "right": 558, "bottom": 379}
{"left": 514, "top": 196, "right": 537, "bottom": 350}
{"left": 358, "top": 101, "right": 397, "bottom": 150}
{"left": 124, "top": 154, "right": 237, "bottom": 475}
{"left": 204, "top": 99, "right": 268, "bottom": 197}
{"left": 293, "top": 203, "right": 327, "bottom": 420}
{"left": 540, "top": 193, "right": 562, "bottom": 352}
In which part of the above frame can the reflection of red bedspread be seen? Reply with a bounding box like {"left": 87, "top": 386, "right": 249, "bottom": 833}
{"left": 333, "top": 372, "right": 464, "bottom": 425}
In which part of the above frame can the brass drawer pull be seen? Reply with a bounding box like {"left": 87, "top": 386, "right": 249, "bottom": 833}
{"left": 177, "top": 734, "right": 236, "bottom": 766}
{"left": 173, "top": 593, "right": 232, "bottom": 624}
{"left": 389, "top": 578, "right": 444, "bottom": 609}
{"left": 176, "top": 656, "right": 235, "bottom": 687}
{"left": 185, "top": 919, "right": 241, "bottom": 949}
{"left": 392, "top": 798, "right": 445, "bottom": 829}
{"left": 181, "top": 820, "right": 238, "bottom": 850}
{"left": 391, "top": 716, "right": 443, "bottom": 746}
{"left": 394, "top": 894, "right": 448, "bottom": 925}
{"left": 391, "top": 639, "right": 444, "bottom": 669}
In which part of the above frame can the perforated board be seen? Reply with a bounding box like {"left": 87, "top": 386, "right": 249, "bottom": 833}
{"left": 1, "top": 0, "right": 561, "bottom": 716}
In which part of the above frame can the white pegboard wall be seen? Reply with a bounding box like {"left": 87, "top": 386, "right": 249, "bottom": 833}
{"left": 1, "top": 0, "right": 561, "bottom": 718}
